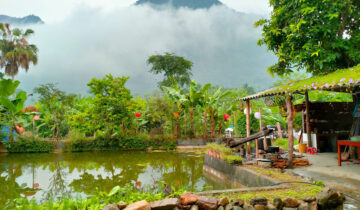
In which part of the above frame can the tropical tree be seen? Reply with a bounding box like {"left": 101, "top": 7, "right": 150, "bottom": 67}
{"left": 255, "top": 0, "right": 360, "bottom": 76}
{"left": 0, "top": 78, "right": 27, "bottom": 139}
{"left": 0, "top": 23, "right": 38, "bottom": 80}
{"left": 205, "top": 88, "right": 232, "bottom": 137}
{"left": 147, "top": 52, "right": 193, "bottom": 88}
{"left": 33, "top": 84, "right": 75, "bottom": 138}
{"left": 87, "top": 74, "right": 133, "bottom": 134}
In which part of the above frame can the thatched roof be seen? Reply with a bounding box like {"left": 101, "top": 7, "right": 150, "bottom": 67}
{"left": 238, "top": 64, "right": 360, "bottom": 101}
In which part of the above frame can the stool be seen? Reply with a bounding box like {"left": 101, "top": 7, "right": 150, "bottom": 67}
{"left": 306, "top": 147, "right": 317, "bottom": 154}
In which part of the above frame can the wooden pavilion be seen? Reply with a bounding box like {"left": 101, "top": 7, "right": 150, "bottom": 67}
{"left": 236, "top": 64, "right": 360, "bottom": 167}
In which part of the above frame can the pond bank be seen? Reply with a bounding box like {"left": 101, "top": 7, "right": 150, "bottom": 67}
{"left": 0, "top": 138, "right": 221, "bottom": 153}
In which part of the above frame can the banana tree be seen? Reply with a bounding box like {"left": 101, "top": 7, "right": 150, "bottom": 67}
{"left": 184, "top": 80, "right": 211, "bottom": 137}
{"left": 162, "top": 83, "right": 187, "bottom": 136}
{"left": 0, "top": 79, "right": 27, "bottom": 140}
{"left": 206, "top": 87, "right": 232, "bottom": 138}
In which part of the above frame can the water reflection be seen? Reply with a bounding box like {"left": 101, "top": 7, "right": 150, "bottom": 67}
{"left": 0, "top": 151, "right": 230, "bottom": 207}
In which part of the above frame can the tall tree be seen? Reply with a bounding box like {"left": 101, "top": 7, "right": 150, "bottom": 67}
{"left": 147, "top": 52, "right": 193, "bottom": 88}
{"left": 0, "top": 23, "right": 38, "bottom": 80}
{"left": 87, "top": 74, "right": 133, "bottom": 134}
{"left": 255, "top": 0, "right": 360, "bottom": 76}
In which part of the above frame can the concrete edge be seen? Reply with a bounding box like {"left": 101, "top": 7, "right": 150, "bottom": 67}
{"left": 196, "top": 184, "right": 290, "bottom": 196}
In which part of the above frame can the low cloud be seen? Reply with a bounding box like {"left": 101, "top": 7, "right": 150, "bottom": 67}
{"left": 15, "top": 4, "right": 276, "bottom": 96}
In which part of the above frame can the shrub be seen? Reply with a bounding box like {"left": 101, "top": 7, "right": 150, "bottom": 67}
{"left": 5, "top": 136, "right": 55, "bottom": 153}
{"left": 62, "top": 134, "right": 177, "bottom": 152}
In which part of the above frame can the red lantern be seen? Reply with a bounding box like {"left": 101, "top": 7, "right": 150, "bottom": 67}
{"left": 174, "top": 113, "right": 179, "bottom": 118}
{"left": 136, "top": 112, "right": 141, "bottom": 118}
{"left": 224, "top": 114, "right": 229, "bottom": 120}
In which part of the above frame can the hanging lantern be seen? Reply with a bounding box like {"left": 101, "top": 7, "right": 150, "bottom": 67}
{"left": 254, "top": 112, "right": 261, "bottom": 119}
{"left": 174, "top": 113, "right": 179, "bottom": 118}
{"left": 33, "top": 115, "right": 40, "bottom": 121}
{"left": 33, "top": 183, "right": 39, "bottom": 189}
{"left": 135, "top": 112, "right": 141, "bottom": 118}
{"left": 224, "top": 114, "right": 229, "bottom": 120}
{"left": 243, "top": 108, "right": 252, "bottom": 115}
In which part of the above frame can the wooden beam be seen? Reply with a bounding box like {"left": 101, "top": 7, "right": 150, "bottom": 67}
{"left": 286, "top": 96, "right": 294, "bottom": 168}
{"left": 229, "top": 128, "right": 273, "bottom": 147}
{"left": 305, "top": 91, "right": 312, "bottom": 147}
{"left": 246, "top": 100, "right": 251, "bottom": 154}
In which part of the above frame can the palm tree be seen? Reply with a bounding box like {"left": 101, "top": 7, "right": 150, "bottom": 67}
{"left": 0, "top": 23, "right": 38, "bottom": 80}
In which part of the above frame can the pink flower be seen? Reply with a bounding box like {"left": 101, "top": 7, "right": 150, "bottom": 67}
{"left": 285, "top": 90, "right": 288, "bottom": 93}
{"left": 349, "top": 78, "right": 354, "bottom": 84}
{"left": 325, "top": 83, "right": 329, "bottom": 86}
{"left": 350, "top": 68, "right": 354, "bottom": 71}
{"left": 340, "top": 78, "right": 345, "bottom": 82}
{"left": 357, "top": 79, "right": 360, "bottom": 83}
{"left": 279, "top": 88, "right": 282, "bottom": 90}
{"left": 332, "top": 81, "right": 335, "bottom": 83}
{"left": 312, "top": 83, "right": 315, "bottom": 87}
{"left": 314, "top": 86, "right": 317, "bottom": 89}
{"left": 33, "top": 115, "right": 40, "bottom": 121}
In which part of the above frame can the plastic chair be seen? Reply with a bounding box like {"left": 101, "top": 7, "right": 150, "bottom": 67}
{"left": 306, "top": 147, "right": 317, "bottom": 154}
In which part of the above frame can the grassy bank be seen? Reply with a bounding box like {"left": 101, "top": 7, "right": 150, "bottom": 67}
{"left": 3, "top": 134, "right": 177, "bottom": 153}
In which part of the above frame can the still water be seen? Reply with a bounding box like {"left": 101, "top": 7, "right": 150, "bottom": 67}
{"left": 0, "top": 150, "right": 230, "bottom": 206}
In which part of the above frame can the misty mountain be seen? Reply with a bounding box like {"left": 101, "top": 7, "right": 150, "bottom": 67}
{"left": 135, "top": 0, "right": 222, "bottom": 9}
{"left": 0, "top": 14, "right": 44, "bottom": 25}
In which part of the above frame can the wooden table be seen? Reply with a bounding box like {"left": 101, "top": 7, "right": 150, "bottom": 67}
{"left": 337, "top": 140, "right": 360, "bottom": 166}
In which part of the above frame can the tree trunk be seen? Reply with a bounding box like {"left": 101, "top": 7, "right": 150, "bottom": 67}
{"left": 211, "top": 116, "right": 216, "bottom": 138}
{"left": 203, "top": 110, "right": 208, "bottom": 139}
{"left": 218, "top": 119, "right": 224, "bottom": 135}
{"left": 53, "top": 113, "right": 56, "bottom": 138}
{"left": 184, "top": 110, "right": 187, "bottom": 137}
{"left": 286, "top": 96, "right": 294, "bottom": 168}
{"left": 190, "top": 109, "right": 194, "bottom": 137}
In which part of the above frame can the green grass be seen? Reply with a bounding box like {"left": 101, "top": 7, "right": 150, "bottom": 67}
{"left": 206, "top": 143, "right": 232, "bottom": 154}
{"left": 272, "top": 138, "right": 299, "bottom": 151}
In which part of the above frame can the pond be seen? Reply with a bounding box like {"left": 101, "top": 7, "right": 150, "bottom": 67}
{"left": 0, "top": 150, "right": 232, "bottom": 207}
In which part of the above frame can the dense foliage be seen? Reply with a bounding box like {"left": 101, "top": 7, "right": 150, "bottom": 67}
{"left": 63, "top": 135, "right": 176, "bottom": 152}
{"left": 5, "top": 136, "right": 55, "bottom": 153}
{"left": 255, "top": 0, "right": 360, "bottom": 76}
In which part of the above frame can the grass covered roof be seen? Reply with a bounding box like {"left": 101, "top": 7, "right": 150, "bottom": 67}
{"left": 239, "top": 64, "right": 360, "bottom": 101}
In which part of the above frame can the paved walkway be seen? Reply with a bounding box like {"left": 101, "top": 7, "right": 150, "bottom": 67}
{"left": 290, "top": 152, "right": 360, "bottom": 199}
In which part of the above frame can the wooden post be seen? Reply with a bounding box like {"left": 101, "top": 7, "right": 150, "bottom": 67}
{"left": 259, "top": 108, "right": 268, "bottom": 151}
{"left": 246, "top": 100, "right": 251, "bottom": 154}
{"left": 286, "top": 96, "right": 294, "bottom": 168}
{"left": 256, "top": 109, "right": 261, "bottom": 159}
{"left": 305, "top": 91, "right": 312, "bottom": 147}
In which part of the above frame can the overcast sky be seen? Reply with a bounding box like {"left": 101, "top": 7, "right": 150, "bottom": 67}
{"left": 1, "top": 0, "right": 270, "bottom": 22}
{"left": 0, "top": 0, "right": 274, "bottom": 97}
